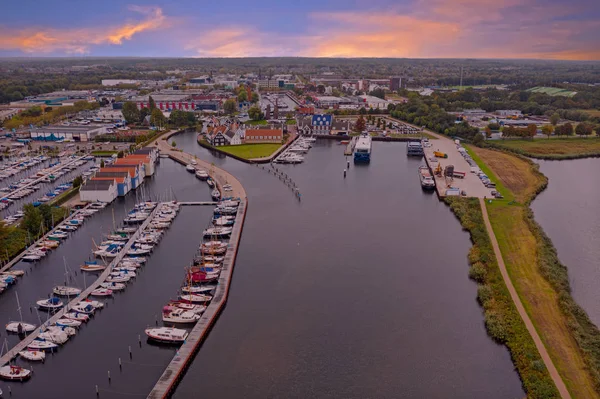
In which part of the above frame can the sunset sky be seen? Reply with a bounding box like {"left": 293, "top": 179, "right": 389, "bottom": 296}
{"left": 0, "top": 0, "right": 598, "bottom": 60}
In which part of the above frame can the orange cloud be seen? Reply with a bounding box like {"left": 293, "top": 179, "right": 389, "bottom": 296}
{"left": 185, "top": 27, "right": 300, "bottom": 57}
{"left": 305, "top": 13, "right": 460, "bottom": 58}
{"left": 0, "top": 6, "right": 167, "bottom": 53}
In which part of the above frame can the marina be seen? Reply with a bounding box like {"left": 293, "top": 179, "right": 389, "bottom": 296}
{"left": 0, "top": 134, "right": 522, "bottom": 398}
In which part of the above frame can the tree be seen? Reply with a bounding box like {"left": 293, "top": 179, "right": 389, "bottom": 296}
{"left": 248, "top": 105, "right": 263, "bottom": 121}
{"left": 122, "top": 102, "right": 140, "bottom": 124}
{"left": 550, "top": 113, "right": 560, "bottom": 126}
{"left": 369, "top": 88, "right": 386, "bottom": 100}
{"left": 73, "top": 175, "right": 83, "bottom": 188}
{"left": 171, "top": 141, "right": 177, "bottom": 148}
{"left": 117, "top": 151, "right": 124, "bottom": 158}
{"left": 526, "top": 124, "right": 537, "bottom": 139}
{"left": 563, "top": 122, "right": 574, "bottom": 136}
{"left": 359, "top": 107, "right": 367, "bottom": 115}
{"left": 354, "top": 115, "right": 366, "bottom": 132}
{"left": 148, "top": 96, "right": 156, "bottom": 110}
{"left": 20, "top": 204, "right": 43, "bottom": 238}
{"left": 150, "top": 108, "right": 166, "bottom": 128}
{"left": 237, "top": 90, "right": 248, "bottom": 103}
{"left": 38, "top": 204, "right": 53, "bottom": 230}
{"left": 541, "top": 124, "right": 554, "bottom": 139}
{"left": 575, "top": 122, "right": 594, "bottom": 136}
{"left": 473, "top": 132, "right": 485, "bottom": 146}
{"left": 139, "top": 107, "right": 151, "bottom": 123}
{"left": 223, "top": 99, "right": 236, "bottom": 115}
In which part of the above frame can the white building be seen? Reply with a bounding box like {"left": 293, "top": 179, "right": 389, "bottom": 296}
{"left": 102, "top": 79, "right": 139, "bottom": 86}
{"left": 357, "top": 95, "right": 389, "bottom": 109}
{"left": 79, "top": 179, "right": 118, "bottom": 203}
{"left": 496, "top": 110, "right": 523, "bottom": 117}
{"left": 30, "top": 125, "right": 108, "bottom": 142}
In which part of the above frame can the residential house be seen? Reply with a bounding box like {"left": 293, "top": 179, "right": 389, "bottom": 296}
{"left": 224, "top": 130, "right": 242, "bottom": 145}
{"left": 207, "top": 126, "right": 230, "bottom": 146}
{"left": 244, "top": 128, "right": 283, "bottom": 144}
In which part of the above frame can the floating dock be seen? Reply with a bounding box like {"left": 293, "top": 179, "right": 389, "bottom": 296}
{"left": 344, "top": 136, "right": 357, "bottom": 156}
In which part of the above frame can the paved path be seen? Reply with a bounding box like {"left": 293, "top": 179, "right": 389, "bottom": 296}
{"left": 479, "top": 198, "right": 571, "bottom": 399}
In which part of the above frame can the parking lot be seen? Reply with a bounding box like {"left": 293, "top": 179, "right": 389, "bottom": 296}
{"left": 423, "top": 137, "right": 495, "bottom": 198}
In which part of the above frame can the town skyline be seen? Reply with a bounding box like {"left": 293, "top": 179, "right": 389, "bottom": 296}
{"left": 0, "top": 0, "right": 598, "bottom": 60}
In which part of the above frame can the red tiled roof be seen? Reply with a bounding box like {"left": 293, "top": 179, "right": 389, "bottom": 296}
{"left": 245, "top": 129, "right": 282, "bottom": 139}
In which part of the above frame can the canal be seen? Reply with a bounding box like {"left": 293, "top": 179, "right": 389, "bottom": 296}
{"left": 0, "top": 158, "right": 214, "bottom": 398}
{"left": 170, "top": 133, "right": 524, "bottom": 398}
{"left": 533, "top": 158, "right": 600, "bottom": 326}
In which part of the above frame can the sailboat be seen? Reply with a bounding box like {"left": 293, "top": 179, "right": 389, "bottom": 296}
{"left": 6, "top": 293, "right": 36, "bottom": 334}
{"left": 19, "top": 349, "right": 46, "bottom": 362}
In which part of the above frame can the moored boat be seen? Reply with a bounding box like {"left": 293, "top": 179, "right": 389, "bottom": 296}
{"left": 0, "top": 365, "right": 32, "bottom": 381}
{"left": 19, "top": 349, "right": 46, "bottom": 362}
{"left": 145, "top": 327, "right": 189, "bottom": 344}
{"left": 53, "top": 286, "right": 82, "bottom": 297}
{"left": 179, "top": 293, "right": 213, "bottom": 303}
{"left": 162, "top": 308, "right": 201, "bottom": 324}
{"left": 6, "top": 322, "right": 36, "bottom": 334}
{"left": 27, "top": 340, "right": 58, "bottom": 351}
{"left": 90, "top": 288, "right": 113, "bottom": 297}
{"left": 37, "top": 297, "right": 64, "bottom": 311}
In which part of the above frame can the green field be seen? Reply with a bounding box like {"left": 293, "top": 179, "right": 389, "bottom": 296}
{"left": 526, "top": 87, "right": 577, "bottom": 97}
{"left": 468, "top": 146, "right": 600, "bottom": 398}
{"left": 489, "top": 138, "right": 600, "bottom": 159}
{"left": 218, "top": 143, "right": 281, "bottom": 159}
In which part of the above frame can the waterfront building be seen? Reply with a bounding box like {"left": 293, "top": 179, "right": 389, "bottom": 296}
{"left": 79, "top": 179, "right": 118, "bottom": 202}
{"left": 244, "top": 128, "right": 283, "bottom": 144}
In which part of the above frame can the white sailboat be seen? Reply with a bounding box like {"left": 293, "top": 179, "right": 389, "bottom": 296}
{"left": 19, "top": 349, "right": 46, "bottom": 362}
{"left": 6, "top": 292, "right": 36, "bottom": 334}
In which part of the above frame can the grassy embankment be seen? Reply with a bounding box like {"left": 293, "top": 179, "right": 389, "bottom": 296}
{"left": 465, "top": 145, "right": 600, "bottom": 398}
{"left": 216, "top": 144, "right": 281, "bottom": 160}
{"left": 445, "top": 196, "right": 559, "bottom": 398}
{"left": 487, "top": 137, "right": 600, "bottom": 160}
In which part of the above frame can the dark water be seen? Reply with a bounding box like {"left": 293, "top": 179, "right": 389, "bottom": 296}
{"left": 170, "top": 133, "right": 523, "bottom": 399}
{"left": 533, "top": 159, "right": 600, "bottom": 326}
{"left": 0, "top": 158, "right": 214, "bottom": 398}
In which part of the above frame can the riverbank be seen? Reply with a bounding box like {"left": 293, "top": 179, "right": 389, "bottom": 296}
{"left": 445, "top": 197, "right": 560, "bottom": 398}
{"left": 467, "top": 145, "right": 600, "bottom": 398}
{"left": 485, "top": 137, "right": 600, "bottom": 160}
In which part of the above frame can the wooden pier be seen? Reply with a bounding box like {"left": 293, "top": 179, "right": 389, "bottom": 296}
{"left": 177, "top": 201, "right": 218, "bottom": 206}
{"left": 344, "top": 136, "right": 357, "bottom": 156}
{"left": 0, "top": 205, "right": 161, "bottom": 367}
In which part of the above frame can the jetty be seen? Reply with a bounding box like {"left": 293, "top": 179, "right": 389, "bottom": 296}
{"left": 344, "top": 136, "right": 357, "bottom": 156}
{"left": 147, "top": 137, "right": 247, "bottom": 399}
{"left": 0, "top": 204, "right": 162, "bottom": 367}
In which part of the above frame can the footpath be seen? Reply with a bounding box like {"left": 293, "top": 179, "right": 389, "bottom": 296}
{"left": 479, "top": 198, "right": 571, "bottom": 399}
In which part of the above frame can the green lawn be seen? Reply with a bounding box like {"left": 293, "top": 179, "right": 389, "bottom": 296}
{"left": 489, "top": 137, "right": 600, "bottom": 159}
{"left": 245, "top": 120, "right": 268, "bottom": 126}
{"left": 285, "top": 119, "right": 297, "bottom": 125}
{"left": 218, "top": 144, "right": 281, "bottom": 159}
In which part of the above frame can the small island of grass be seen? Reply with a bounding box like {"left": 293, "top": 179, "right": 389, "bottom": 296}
{"left": 218, "top": 143, "right": 282, "bottom": 160}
